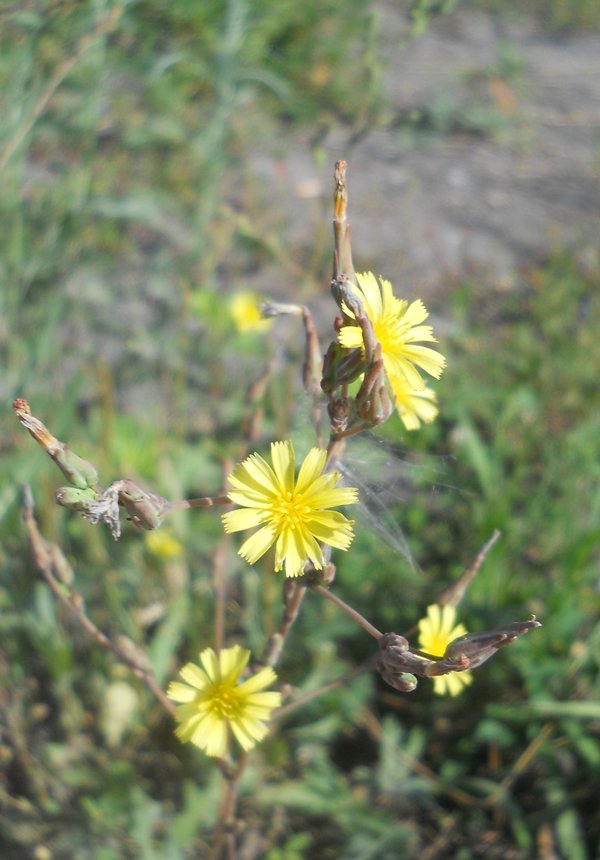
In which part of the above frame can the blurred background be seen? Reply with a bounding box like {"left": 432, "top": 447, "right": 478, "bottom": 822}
{"left": 1, "top": 0, "right": 600, "bottom": 857}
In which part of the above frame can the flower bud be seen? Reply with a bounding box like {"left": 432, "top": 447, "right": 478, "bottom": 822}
{"left": 55, "top": 486, "right": 99, "bottom": 511}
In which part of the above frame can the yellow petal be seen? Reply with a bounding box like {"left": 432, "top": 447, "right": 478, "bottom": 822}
{"left": 199, "top": 648, "right": 220, "bottom": 682}
{"left": 355, "top": 271, "right": 383, "bottom": 320}
{"left": 238, "top": 667, "right": 278, "bottom": 695}
{"left": 179, "top": 662, "right": 210, "bottom": 689}
{"left": 222, "top": 507, "right": 267, "bottom": 533}
{"left": 270, "top": 441, "right": 295, "bottom": 493}
{"left": 229, "top": 453, "right": 278, "bottom": 497}
{"left": 238, "top": 524, "right": 278, "bottom": 564}
{"left": 275, "top": 528, "right": 306, "bottom": 577}
{"left": 167, "top": 681, "right": 197, "bottom": 703}
{"left": 295, "top": 447, "right": 327, "bottom": 494}
{"left": 303, "top": 485, "right": 359, "bottom": 509}
{"left": 195, "top": 714, "right": 228, "bottom": 757}
{"left": 338, "top": 324, "right": 363, "bottom": 350}
{"left": 219, "top": 645, "right": 249, "bottom": 684}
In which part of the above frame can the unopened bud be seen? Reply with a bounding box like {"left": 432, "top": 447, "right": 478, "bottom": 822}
{"left": 118, "top": 480, "right": 167, "bottom": 530}
{"left": 322, "top": 343, "right": 365, "bottom": 394}
{"left": 14, "top": 399, "right": 98, "bottom": 490}
{"left": 444, "top": 617, "right": 542, "bottom": 669}
{"left": 56, "top": 486, "right": 99, "bottom": 511}
{"left": 55, "top": 447, "right": 99, "bottom": 490}
{"left": 331, "top": 275, "right": 363, "bottom": 319}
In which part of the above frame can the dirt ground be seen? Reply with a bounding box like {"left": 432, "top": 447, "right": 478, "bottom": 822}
{"left": 249, "top": 5, "right": 600, "bottom": 301}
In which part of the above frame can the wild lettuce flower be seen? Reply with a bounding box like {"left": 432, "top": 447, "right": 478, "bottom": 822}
{"left": 145, "top": 529, "right": 183, "bottom": 560}
{"left": 418, "top": 604, "right": 473, "bottom": 696}
{"left": 222, "top": 441, "right": 358, "bottom": 577}
{"left": 229, "top": 292, "right": 273, "bottom": 333}
{"left": 167, "top": 645, "right": 281, "bottom": 758}
{"left": 338, "top": 271, "right": 446, "bottom": 398}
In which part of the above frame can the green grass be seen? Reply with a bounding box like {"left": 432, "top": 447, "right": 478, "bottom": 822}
{"left": 2, "top": 1, "right": 600, "bottom": 858}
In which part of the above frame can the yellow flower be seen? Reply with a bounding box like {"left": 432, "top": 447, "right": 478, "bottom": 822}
{"left": 418, "top": 604, "right": 473, "bottom": 696}
{"left": 167, "top": 645, "right": 281, "bottom": 758}
{"left": 145, "top": 529, "right": 183, "bottom": 560}
{"left": 389, "top": 374, "right": 439, "bottom": 431}
{"left": 338, "top": 270, "right": 446, "bottom": 392}
{"left": 222, "top": 440, "right": 358, "bottom": 578}
{"left": 229, "top": 292, "right": 273, "bottom": 334}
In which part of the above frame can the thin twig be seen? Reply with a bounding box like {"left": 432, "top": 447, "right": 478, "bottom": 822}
{"left": 499, "top": 722, "right": 554, "bottom": 793}
{"left": 213, "top": 463, "right": 232, "bottom": 656}
{"left": 21, "top": 484, "right": 174, "bottom": 714}
{"left": 332, "top": 160, "right": 355, "bottom": 282}
{"left": 274, "top": 658, "right": 375, "bottom": 720}
{"left": 299, "top": 304, "right": 324, "bottom": 447}
{"left": 311, "top": 584, "right": 382, "bottom": 640}
{"left": 261, "top": 580, "right": 306, "bottom": 667}
{"left": 209, "top": 751, "right": 249, "bottom": 860}
{"left": 438, "top": 530, "right": 502, "bottom": 609}
{"left": 168, "top": 494, "right": 231, "bottom": 510}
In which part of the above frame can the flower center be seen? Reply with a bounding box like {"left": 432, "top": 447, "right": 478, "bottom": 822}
{"left": 271, "top": 491, "right": 311, "bottom": 531}
{"left": 208, "top": 683, "right": 240, "bottom": 719}
{"left": 373, "top": 315, "right": 400, "bottom": 356}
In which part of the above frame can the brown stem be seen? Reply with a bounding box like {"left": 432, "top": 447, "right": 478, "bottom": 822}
{"left": 439, "top": 529, "right": 501, "bottom": 609}
{"left": 168, "top": 494, "right": 231, "bottom": 510}
{"left": 274, "top": 658, "right": 374, "bottom": 720}
{"left": 261, "top": 580, "right": 306, "bottom": 667}
{"left": 300, "top": 305, "right": 324, "bottom": 448}
{"left": 311, "top": 585, "right": 382, "bottom": 640}
{"left": 208, "top": 582, "right": 309, "bottom": 853}
{"left": 325, "top": 436, "right": 346, "bottom": 472}
{"left": 213, "top": 463, "right": 232, "bottom": 656}
{"left": 209, "top": 752, "right": 249, "bottom": 860}
{"left": 21, "top": 485, "right": 174, "bottom": 714}
{"left": 332, "top": 160, "right": 355, "bottom": 283}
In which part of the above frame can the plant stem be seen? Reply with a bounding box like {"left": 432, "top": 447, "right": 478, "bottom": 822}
{"left": 312, "top": 584, "right": 382, "bottom": 640}
{"left": 274, "top": 658, "right": 374, "bottom": 719}
{"left": 261, "top": 580, "right": 306, "bottom": 667}
{"left": 168, "top": 494, "right": 231, "bottom": 510}
{"left": 21, "top": 485, "right": 174, "bottom": 714}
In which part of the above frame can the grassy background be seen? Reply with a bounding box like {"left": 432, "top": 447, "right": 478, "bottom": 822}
{"left": 2, "top": 1, "right": 600, "bottom": 858}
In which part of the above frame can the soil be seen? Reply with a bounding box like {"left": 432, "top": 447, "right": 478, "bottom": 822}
{"left": 248, "top": 5, "right": 600, "bottom": 301}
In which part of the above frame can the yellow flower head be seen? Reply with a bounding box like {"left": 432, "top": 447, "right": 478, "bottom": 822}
{"left": 145, "top": 529, "right": 183, "bottom": 560}
{"left": 388, "top": 374, "right": 439, "bottom": 431}
{"left": 222, "top": 440, "right": 358, "bottom": 578}
{"left": 418, "top": 604, "right": 473, "bottom": 696}
{"left": 338, "top": 272, "right": 446, "bottom": 418}
{"left": 229, "top": 292, "right": 273, "bottom": 334}
{"left": 167, "top": 645, "right": 281, "bottom": 758}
